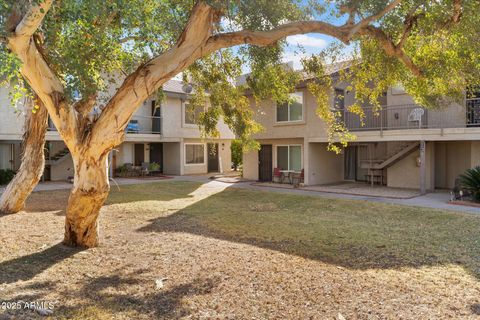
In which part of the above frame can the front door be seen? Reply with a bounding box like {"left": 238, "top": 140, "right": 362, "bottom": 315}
{"left": 150, "top": 143, "right": 163, "bottom": 172}
{"left": 134, "top": 144, "right": 144, "bottom": 166}
{"left": 344, "top": 146, "right": 357, "bottom": 180}
{"left": 258, "top": 144, "right": 272, "bottom": 182}
{"left": 207, "top": 143, "right": 219, "bottom": 173}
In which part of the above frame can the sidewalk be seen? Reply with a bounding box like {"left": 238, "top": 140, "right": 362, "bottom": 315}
{"left": 1, "top": 175, "right": 478, "bottom": 214}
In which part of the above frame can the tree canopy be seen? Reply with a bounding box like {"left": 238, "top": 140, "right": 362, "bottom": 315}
{"left": 1, "top": 1, "right": 479, "bottom": 151}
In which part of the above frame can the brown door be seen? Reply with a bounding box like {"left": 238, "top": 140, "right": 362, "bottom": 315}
{"left": 149, "top": 143, "right": 163, "bottom": 172}
{"left": 207, "top": 143, "right": 219, "bottom": 173}
{"left": 258, "top": 144, "right": 272, "bottom": 182}
{"left": 134, "top": 144, "right": 144, "bottom": 166}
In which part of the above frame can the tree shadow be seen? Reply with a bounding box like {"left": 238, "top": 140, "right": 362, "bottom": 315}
{"left": 57, "top": 271, "right": 219, "bottom": 319}
{"left": 0, "top": 243, "right": 83, "bottom": 284}
{"left": 137, "top": 187, "right": 480, "bottom": 278}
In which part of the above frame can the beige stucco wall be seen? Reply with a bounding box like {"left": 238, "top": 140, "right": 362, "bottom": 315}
{"left": 471, "top": 141, "right": 480, "bottom": 167}
{"left": 50, "top": 155, "right": 74, "bottom": 181}
{"left": 387, "top": 142, "right": 435, "bottom": 190}
{"left": 242, "top": 148, "right": 259, "bottom": 181}
{"left": 158, "top": 97, "right": 235, "bottom": 140}
{"left": 307, "top": 142, "right": 344, "bottom": 185}
{"left": 163, "top": 142, "right": 181, "bottom": 175}
{"left": 115, "top": 143, "right": 134, "bottom": 167}
{"left": 0, "top": 87, "right": 25, "bottom": 138}
{"left": 434, "top": 141, "right": 473, "bottom": 189}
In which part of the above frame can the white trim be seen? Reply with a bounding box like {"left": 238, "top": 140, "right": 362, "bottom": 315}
{"left": 275, "top": 91, "right": 305, "bottom": 124}
{"left": 182, "top": 100, "right": 199, "bottom": 128}
{"left": 184, "top": 142, "right": 206, "bottom": 165}
{"left": 275, "top": 144, "right": 303, "bottom": 171}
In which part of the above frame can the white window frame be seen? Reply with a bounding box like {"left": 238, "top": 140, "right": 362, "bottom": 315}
{"left": 275, "top": 91, "right": 305, "bottom": 124}
{"left": 182, "top": 101, "right": 203, "bottom": 128}
{"left": 184, "top": 143, "right": 206, "bottom": 166}
{"left": 276, "top": 144, "right": 303, "bottom": 171}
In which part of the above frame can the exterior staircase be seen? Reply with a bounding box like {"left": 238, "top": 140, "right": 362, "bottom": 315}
{"left": 360, "top": 142, "right": 420, "bottom": 185}
{"left": 46, "top": 147, "right": 71, "bottom": 165}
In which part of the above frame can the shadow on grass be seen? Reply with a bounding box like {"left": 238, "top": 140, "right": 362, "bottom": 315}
{"left": 137, "top": 187, "right": 480, "bottom": 278}
{"left": 57, "top": 272, "right": 218, "bottom": 319}
{"left": 0, "top": 243, "right": 83, "bottom": 284}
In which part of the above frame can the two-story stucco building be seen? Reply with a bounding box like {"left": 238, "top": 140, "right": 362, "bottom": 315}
{"left": 0, "top": 79, "right": 234, "bottom": 181}
{"left": 242, "top": 69, "right": 480, "bottom": 193}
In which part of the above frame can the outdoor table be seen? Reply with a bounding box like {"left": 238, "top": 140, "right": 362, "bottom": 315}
{"left": 279, "top": 170, "right": 295, "bottom": 184}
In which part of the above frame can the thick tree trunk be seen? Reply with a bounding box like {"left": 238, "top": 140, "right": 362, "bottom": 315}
{"left": 63, "top": 154, "right": 110, "bottom": 248}
{"left": 0, "top": 101, "right": 48, "bottom": 214}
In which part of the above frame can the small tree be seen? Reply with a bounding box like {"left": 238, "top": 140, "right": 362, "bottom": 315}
{"left": 0, "top": 0, "right": 478, "bottom": 247}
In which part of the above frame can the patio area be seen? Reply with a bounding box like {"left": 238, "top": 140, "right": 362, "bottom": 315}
{"left": 252, "top": 181, "right": 421, "bottom": 199}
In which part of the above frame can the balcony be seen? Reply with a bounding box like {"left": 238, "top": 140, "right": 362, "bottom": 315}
{"left": 342, "top": 99, "right": 480, "bottom": 131}
{"left": 48, "top": 115, "right": 162, "bottom": 135}
{"left": 125, "top": 115, "right": 162, "bottom": 135}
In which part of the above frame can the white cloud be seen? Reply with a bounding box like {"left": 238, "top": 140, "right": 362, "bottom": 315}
{"left": 286, "top": 34, "right": 327, "bottom": 48}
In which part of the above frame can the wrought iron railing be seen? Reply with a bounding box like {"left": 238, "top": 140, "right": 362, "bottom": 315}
{"left": 342, "top": 101, "right": 480, "bottom": 131}
{"left": 48, "top": 115, "right": 162, "bottom": 134}
{"left": 466, "top": 98, "right": 480, "bottom": 127}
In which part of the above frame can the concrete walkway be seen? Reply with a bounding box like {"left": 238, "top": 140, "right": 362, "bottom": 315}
{"left": 1, "top": 175, "right": 479, "bottom": 214}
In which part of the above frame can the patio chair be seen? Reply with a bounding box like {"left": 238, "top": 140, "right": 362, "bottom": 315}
{"left": 141, "top": 162, "right": 149, "bottom": 177}
{"left": 272, "top": 167, "right": 282, "bottom": 183}
{"left": 291, "top": 169, "right": 304, "bottom": 188}
{"left": 124, "top": 163, "right": 135, "bottom": 177}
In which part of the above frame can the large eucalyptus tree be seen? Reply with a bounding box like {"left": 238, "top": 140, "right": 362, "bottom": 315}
{"left": 0, "top": 0, "right": 477, "bottom": 247}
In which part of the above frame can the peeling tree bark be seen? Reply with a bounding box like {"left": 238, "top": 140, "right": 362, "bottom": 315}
{"left": 63, "top": 154, "right": 110, "bottom": 247}
{"left": 0, "top": 99, "right": 48, "bottom": 214}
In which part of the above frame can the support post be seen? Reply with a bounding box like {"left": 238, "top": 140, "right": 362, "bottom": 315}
{"left": 419, "top": 140, "right": 426, "bottom": 195}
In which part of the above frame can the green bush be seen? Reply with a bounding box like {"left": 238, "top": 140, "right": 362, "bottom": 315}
{"left": 231, "top": 139, "right": 243, "bottom": 170}
{"left": 148, "top": 162, "right": 161, "bottom": 171}
{"left": 459, "top": 166, "right": 480, "bottom": 202}
{"left": 0, "top": 169, "right": 15, "bottom": 185}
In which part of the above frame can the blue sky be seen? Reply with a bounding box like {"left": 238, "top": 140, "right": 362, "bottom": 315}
{"left": 282, "top": 0, "right": 351, "bottom": 69}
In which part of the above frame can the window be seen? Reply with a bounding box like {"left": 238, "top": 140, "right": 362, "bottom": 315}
{"left": 334, "top": 89, "right": 345, "bottom": 110}
{"left": 276, "top": 92, "right": 303, "bottom": 122}
{"left": 185, "top": 144, "right": 205, "bottom": 164}
{"left": 277, "top": 145, "right": 301, "bottom": 171}
{"left": 184, "top": 103, "right": 203, "bottom": 125}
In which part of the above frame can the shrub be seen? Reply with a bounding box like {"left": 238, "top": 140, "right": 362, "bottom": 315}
{"left": 0, "top": 169, "right": 15, "bottom": 185}
{"left": 459, "top": 166, "right": 480, "bottom": 202}
{"left": 148, "top": 162, "right": 161, "bottom": 171}
{"left": 231, "top": 139, "right": 243, "bottom": 170}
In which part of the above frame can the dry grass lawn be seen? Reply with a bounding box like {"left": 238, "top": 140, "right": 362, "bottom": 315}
{"left": 0, "top": 180, "right": 480, "bottom": 319}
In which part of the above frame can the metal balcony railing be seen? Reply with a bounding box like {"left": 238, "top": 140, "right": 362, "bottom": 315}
{"left": 126, "top": 115, "right": 162, "bottom": 134}
{"left": 48, "top": 115, "right": 162, "bottom": 134}
{"left": 342, "top": 100, "right": 480, "bottom": 131}
{"left": 466, "top": 98, "right": 480, "bottom": 127}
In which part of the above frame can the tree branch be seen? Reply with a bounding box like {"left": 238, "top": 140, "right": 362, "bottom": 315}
{"left": 346, "top": 0, "right": 402, "bottom": 37}
{"left": 91, "top": 1, "right": 221, "bottom": 152}
{"left": 359, "top": 26, "right": 423, "bottom": 77}
{"left": 92, "top": 0, "right": 414, "bottom": 153}
{"left": 6, "top": 0, "right": 77, "bottom": 150}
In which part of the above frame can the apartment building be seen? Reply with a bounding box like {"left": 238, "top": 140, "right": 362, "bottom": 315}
{"left": 242, "top": 71, "right": 480, "bottom": 193}
{"left": 0, "top": 79, "right": 234, "bottom": 181}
